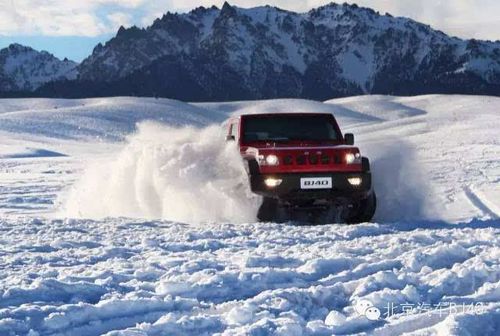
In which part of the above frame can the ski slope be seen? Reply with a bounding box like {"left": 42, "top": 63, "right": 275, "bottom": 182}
{"left": 0, "top": 95, "right": 499, "bottom": 335}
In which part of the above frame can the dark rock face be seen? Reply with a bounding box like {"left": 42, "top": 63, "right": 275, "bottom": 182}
{"left": 30, "top": 3, "right": 500, "bottom": 100}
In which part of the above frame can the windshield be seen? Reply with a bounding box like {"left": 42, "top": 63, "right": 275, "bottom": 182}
{"left": 242, "top": 115, "right": 340, "bottom": 142}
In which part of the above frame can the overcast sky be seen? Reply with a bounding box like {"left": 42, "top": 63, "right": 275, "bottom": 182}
{"left": 1, "top": 0, "right": 499, "bottom": 61}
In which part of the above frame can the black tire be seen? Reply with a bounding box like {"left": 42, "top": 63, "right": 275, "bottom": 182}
{"left": 347, "top": 192, "right": 377, "bottom": 224}
{"left": 257, "top": 197, "right": 279, "bottom": 222}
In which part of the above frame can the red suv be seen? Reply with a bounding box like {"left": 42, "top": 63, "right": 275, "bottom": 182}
{"left": 226, "top": 113, "right": 376, "bottom": 223}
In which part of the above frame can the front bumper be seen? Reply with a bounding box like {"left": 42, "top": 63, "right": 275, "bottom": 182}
{"left": 250, "top": 172, "right": 372, "bottom": 201}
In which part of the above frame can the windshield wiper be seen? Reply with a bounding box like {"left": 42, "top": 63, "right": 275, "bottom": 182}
{"left": 263, "top": 137, "right": 289, "bottom": 142}
{"left": 287, "top": 138, "right": 336, "bottom": 141}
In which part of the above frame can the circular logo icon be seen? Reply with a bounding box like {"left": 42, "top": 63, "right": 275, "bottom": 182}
{"left": 365, "top": 306, "right": 381, "bottom": 321}
{"left": 355, "top": 299, "right": 373, "bottom": 315}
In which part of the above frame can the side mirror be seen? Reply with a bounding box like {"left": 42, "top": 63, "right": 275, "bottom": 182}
{"left": 345, "top": 133, "right": 354, "bottom": 145}
{"left": 226, "top": 135, "right": 235, "bottom": 141}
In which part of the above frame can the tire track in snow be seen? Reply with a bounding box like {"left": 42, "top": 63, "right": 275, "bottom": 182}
{"left": 464, "top": 186, "right": 500, "bottom": 219}
{"left": 348, "top": 115, "right": 428, "bottom": 138}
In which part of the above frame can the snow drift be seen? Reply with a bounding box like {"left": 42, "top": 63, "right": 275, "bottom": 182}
{"left": 62, "top": 122, "right": 261, "bottom": 223}
{"left": 1, "top": 95, "right": 500, "bottom": 335}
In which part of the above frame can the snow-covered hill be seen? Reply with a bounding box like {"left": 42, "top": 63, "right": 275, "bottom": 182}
{"left": 0, "top": 95, "right": 499, "bottom": 335}
{"left": 0, "top": 44, "right": 78, "bottom": 92}
{"left": 39, "top": 2, "right": 500, "bottom": 100}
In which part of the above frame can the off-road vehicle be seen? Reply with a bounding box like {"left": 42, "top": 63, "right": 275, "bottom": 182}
{"left": 226, "top": 113, "right": 376, "bottom": 223}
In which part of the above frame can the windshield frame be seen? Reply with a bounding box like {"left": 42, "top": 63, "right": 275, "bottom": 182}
{"left": 240, "top": 113, "right": 343, "bottom": 145}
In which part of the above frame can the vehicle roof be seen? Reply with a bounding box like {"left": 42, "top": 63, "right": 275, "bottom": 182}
{"left": 232, "top": 112, "right": 334, "bottom": 120}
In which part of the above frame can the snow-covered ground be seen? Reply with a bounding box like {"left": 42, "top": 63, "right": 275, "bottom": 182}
{"left": 0, "top": 95, "right": 499, "bottom": 335}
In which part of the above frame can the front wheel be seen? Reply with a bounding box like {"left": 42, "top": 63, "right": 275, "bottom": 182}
{"left": 257, "top": 197, "right": 279, "bottom": 222}
{"left": 347, "top": 192, "right": 377, "bottom": 224}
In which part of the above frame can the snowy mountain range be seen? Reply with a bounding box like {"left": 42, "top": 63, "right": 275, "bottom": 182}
{"left": 4, "top": 2, "right": 500, "bottom": 100}
{"left": 0, "top": 44, "right": 77, "bottom": 94}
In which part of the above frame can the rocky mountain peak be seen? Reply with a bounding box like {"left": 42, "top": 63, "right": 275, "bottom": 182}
{"left": 0, "top": 44, "right": 78, "bottom": 92}
{"left": 219, "top": 1, "right": 238, "bottom": 19}
{"left": 6, "top": 43, "right": 34, "bottom": 54}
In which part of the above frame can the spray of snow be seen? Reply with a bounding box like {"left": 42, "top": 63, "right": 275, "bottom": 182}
{"left": 62, "top": 122, "right": 260, "bottom": 223}
{"left": 62, "top": 122, "right": 437, "bottom": 224}
{"left": 365, "top": 139, "right": 438, "bottom": 222}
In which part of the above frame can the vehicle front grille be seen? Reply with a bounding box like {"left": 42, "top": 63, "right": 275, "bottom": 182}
{"left": 283, "top": 153, "right": 342, "bottom": 166}
{"left": 296, "top": 155, "right": 307, "bottom": 165}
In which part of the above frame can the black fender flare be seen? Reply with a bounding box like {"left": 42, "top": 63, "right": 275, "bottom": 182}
{"left": 246, "top": 159, "right": 260, "bottom": 176}
{"left": 362, "top": 157, "right": 371, "bottom": 173}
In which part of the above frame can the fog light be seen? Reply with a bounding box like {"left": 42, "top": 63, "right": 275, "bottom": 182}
{"left": 348, "top": 177, "right": 362, "bottom": 186}
{"left": 264, "top": 178, "right": 282, "bottom": 188}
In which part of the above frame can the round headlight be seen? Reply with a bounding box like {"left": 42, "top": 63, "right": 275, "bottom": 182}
{"left": 266, "top": 155, "right": 279, "bottom": 165}
{"left": 345, "top": 153, "right": 356, "bottom": 164}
